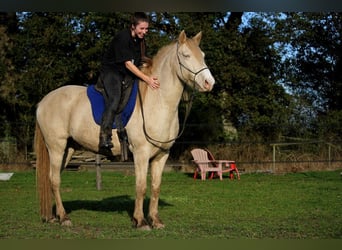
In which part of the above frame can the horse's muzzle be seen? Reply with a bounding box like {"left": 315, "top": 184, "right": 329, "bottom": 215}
{"left": 204, "top": 80, "right": 214, "bottom": 91}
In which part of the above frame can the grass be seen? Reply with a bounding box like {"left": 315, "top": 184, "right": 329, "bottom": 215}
{"left": 0, "top": 169, "right": 341, "bottom": 239}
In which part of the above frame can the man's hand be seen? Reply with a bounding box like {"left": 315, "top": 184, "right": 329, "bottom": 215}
{"left": 146, "top": 76, "right": 160, "bottom": 89}
{"left": 125, "top": 60, "right": 160, "bottom": 89}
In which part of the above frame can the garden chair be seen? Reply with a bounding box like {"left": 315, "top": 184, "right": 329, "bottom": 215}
{"left": 191, "top": 148, "right": 240, "bottom": 180}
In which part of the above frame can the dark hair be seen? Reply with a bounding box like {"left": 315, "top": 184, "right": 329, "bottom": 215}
{"left": 131, "top": 12, "right": 149, "bottom": 27}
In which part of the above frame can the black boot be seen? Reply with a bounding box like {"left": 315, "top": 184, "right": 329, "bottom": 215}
{"left": 99, "top": 131, "right": 113, "bottom": 149}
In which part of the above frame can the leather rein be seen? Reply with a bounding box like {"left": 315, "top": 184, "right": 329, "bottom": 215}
{"left": 138, "top": 41, "right": 207, "bottom": 150}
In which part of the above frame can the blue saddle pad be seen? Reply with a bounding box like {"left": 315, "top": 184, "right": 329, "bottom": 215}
{"left": 86, "top": 81, "right": 138, "bottom": 129}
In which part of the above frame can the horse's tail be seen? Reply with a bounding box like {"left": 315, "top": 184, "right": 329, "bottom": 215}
{"left": 34, "top": 121, "right": 53, "bottom": 222}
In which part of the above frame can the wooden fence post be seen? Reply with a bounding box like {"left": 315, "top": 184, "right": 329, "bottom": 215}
{"left": 96, "top": 154, "right": 102, "bottom": 190}
{"left": 272, "top": 144, "right": 276, "bottom": 173}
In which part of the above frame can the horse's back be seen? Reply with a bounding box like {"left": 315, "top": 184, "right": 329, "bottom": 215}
{"left": 38, "top": 85, "right": 86, "bottom": 105}
{"left": 36, "top": 85, "right": 88, "bottom": 136}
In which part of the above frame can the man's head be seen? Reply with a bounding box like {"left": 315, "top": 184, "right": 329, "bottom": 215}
{"left": 131, "top": 12, "right": 149, "bottom": 39}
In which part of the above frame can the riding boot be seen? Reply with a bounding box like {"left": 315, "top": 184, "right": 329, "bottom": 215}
{"left": 99, "top": 132, "right": 113, "bottom": 149}
{"left": 99, "top": 125, "right": 113, "bottom": 149}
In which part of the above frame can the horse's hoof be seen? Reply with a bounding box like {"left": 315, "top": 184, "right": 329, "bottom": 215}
{"left": 60, "top": 217, "right": 72, "bottom": 227}
{"left": 137, "top": 224, "right": 152, "bottom": 231}
{"left": 61, "top": 219, "right": 72, "bottom": 227}
{"left": 45, "top": 217, "right": 58, "bottom": 224}
{"left": 149, "top": 216, "right": 165, "bottom": 229}
{"left": 152, "top": 223, "right": 165, "bottom": 229}
{"left": 133, "top": 218, "right": 152, "bottom": 231}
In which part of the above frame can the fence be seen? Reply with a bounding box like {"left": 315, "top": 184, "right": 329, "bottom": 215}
{"left": 1, "top": 138, "right": 341, "bottom": 175}
{"left": 270, "top": 141, "right": 342, "bottom": 173}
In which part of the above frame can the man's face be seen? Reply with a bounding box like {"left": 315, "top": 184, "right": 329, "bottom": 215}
{"left": 132, "top": 21, "right": 149, "bottom": 39}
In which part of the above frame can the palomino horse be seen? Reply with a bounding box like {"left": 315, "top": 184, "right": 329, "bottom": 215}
{"left": 35, "top": 30, "right": 215, "bottom": 230}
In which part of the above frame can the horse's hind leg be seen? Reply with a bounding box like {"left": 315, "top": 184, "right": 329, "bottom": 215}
{"left": 148, "top": 153, "right": 168, "bottom": 229}
{"left": 49, "top": 142, "right": 72, "bottom": 226}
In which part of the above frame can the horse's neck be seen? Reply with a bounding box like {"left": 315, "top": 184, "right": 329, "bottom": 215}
{"left": 148, "top": 44, "right": 184, "bottom": 108}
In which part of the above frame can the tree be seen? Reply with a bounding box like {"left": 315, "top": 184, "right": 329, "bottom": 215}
{"left": 2, "top": 12, "right": 340, "bottom": 159}
{"left": 163, "top": 13, "right": 291, "bottom": 144}
{"left": 0, "top": 12, "right": 159, "bottom": 152}
{"left": 275, "top": 12, "right": 342, "bottom": 139}
{"left": 0, "top": 12, "right": 21, "bottom": 141}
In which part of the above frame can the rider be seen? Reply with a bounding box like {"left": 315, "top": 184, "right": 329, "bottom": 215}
{"left": 96, "top": 12, "right": 160, "bottom": 149}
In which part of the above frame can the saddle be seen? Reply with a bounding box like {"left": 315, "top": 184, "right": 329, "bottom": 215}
{"left": 87, "top": 81, "right": 138, "bottom": 161}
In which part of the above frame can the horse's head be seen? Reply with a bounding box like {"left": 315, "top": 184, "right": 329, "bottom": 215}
{"left": 176, "top": 30, "right": 215, "bottom": 92}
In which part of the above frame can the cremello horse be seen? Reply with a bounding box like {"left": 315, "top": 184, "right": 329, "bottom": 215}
{"left": 35, "top": 30, "right": 215, "bottom": 230}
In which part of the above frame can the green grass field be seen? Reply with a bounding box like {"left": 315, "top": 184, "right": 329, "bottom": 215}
{"left": 0, "top": 170, "right": 341, "bottom": 239}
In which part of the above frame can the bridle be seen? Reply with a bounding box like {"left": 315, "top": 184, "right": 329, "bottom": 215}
{"left": 138, "top": 41, "right": 208, "bottom": 150}
{"left": 176, "top": 41, "right": 209, "bottom": 85}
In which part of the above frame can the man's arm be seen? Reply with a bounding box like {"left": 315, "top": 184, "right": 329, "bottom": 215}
{"left": 125, "top": 60, "right": 160, "bottom": 89}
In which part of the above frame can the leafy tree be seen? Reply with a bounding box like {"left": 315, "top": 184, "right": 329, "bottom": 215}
{"left": 150, "top": 12, "right": 293, "bottom": 150}
{"left": 1, "top": 13, "right": 134, "bottom": 149}
{"left": 275, "top": 12, "right": 342, "bottom": 139}
{"left": 1, "top": 12, "right": 340, "bottom": 159}
{"left": 0, "top": 12, "right": 22, "bottom": 141}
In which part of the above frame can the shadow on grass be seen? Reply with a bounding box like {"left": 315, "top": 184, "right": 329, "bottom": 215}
{"left": 61, "top": 195, "right": 173, "bottom": 220}
{"left": 183, "top": 173, "right": 194, "bottom": 179}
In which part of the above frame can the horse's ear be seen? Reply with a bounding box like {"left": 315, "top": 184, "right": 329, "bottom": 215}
{"left": 179, "top": 30, "right": 187, "bottom": 44}
{"left": 193, "top": 31, "right": 202, "bottom": 45}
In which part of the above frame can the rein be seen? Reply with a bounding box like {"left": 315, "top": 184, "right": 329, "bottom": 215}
{"left": 137, "top": 86, "right": 195, "bottom": 151}
{"left": 138, "top": 42, "right": 207, "bottom": 150}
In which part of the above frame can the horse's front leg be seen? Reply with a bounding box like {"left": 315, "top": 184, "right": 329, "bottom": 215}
{"left": 133, "top": 153, "right": 150, "bottom": 230}
{"left": 148, "top": 153, "right": 169, "bottom": 229}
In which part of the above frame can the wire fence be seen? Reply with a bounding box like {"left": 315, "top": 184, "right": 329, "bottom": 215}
{"left": 1, "top": 138, "right": 341, "bottom": 174}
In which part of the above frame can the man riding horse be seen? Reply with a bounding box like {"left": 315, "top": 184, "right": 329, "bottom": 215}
{"left": 96, "top": 12, "right": 160, "bottom": 150}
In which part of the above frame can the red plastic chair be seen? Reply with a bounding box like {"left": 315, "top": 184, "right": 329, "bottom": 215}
{"left": 191, "top": 148, "right": 240, "bottom": 180}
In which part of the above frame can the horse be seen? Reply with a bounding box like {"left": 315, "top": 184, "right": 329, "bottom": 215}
{"left": 35, "top": 30, "right": 215, "bottom": 230}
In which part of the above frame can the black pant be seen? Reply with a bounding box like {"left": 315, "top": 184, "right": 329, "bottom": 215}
{"left": 97, "top": 69, "right": 134, "bottom": 136}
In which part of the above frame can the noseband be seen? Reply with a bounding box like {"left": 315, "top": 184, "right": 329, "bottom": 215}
{"left": 176, "top": 42, "right": 209, "bottom": 84}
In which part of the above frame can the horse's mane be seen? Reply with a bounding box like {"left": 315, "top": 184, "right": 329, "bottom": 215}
{"left": 139, "top": 41, "right": 177, "bottom": 99}
{"left": 140, "top": 41, "right": 176, "bottom": 76}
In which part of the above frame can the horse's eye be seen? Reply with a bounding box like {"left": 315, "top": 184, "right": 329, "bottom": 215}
{"left": 183, "top": 53, "right": 190, "bottom": 58}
